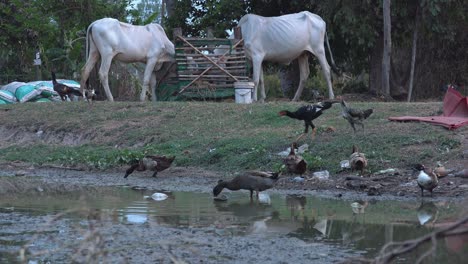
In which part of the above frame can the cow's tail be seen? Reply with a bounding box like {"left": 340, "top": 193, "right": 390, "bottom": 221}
{"left": 325, "top": 31, "right": 341, "bottom": 75}
{"left": 85, "top": 22, "right": 94, "bottom": 61}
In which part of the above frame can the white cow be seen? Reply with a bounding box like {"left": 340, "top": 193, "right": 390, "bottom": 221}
{"left": 239, "top": 11, "right": 336, "bottom": 102}
{"left": 80, "top": 18, "right": 175, "bottom": 102}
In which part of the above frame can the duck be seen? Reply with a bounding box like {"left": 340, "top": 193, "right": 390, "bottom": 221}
{"left": 433, "top": 162, "right": 453, "bottom": 178}
{"left": 283, "top": 142, "right": 307, "bottom": 175}
{"left": 279, "top": 100, "right": 339, "bottom": 141}
{"left": 349, "top": 145, "right": 368, "bottom": 176}
{"left": 213, "top": 170, "right": 280, "bottom": 200}
{"left": 124, "top": 155, "right": 175, "bottom": 178}
{"left": 416, "top": 164, "right": 439, "bottom": 197}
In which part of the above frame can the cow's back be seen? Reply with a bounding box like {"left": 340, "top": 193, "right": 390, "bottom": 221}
{"left": 239, "top": 12, "right": 326, "bottom": 63}
{"left": 90, "top": 18, "right": 174, "bottom": 63}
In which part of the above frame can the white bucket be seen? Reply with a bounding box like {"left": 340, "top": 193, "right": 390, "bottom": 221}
{"left": 234, "top": 82, "right": 254, "bottom": 104}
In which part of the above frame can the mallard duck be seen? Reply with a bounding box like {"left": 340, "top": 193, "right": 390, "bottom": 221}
{"left": 213, "top": 170, "right": 280, "bottom": 200}
{"left": 283, "top": 142, "right": 307, "bottom": 175}
{"left": 124, "top": 155, "right": 175, "bottom": 178}
{"left": 349, "top": 145, "right": 368, "bottom": 176}
{"left": 416, "top": 164, "right": 439, "bottom": 197}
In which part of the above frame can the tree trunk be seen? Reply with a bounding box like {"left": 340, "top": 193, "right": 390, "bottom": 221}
{"left": 279, "top": 60, "right": 300, "bottom": 99}
{"left": 163, "top": 0, "right": 175, "bottom": 18}
{"left": 407, "top": 6, "right": 420, "bottom": 102}
{"left": 382, "top": 0, "right": 392, "bottom": 96}
{"left": 369, "top": 34, "right": 383, "bottom": 95}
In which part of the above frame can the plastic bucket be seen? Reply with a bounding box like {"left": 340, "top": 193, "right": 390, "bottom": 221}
{"left": 234, "top": 82, "right": 254, "bottom": 104}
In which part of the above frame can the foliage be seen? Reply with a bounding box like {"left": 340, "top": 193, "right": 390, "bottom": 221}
{"left": 127, "top": 0, "right": 161, "bottom": 25}
{"left": 166, "top": 0, "right": 249, "bottom": 37}
{"left": 0, "top": 0, "right": 130, "bottom": 83}
{"left": 0, "top": 0, "right": 466, "bottom": 100}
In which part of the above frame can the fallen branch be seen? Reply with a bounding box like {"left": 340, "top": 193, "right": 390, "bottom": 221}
{"left": 341, "top": 214, "right": 468, "bottom": 264}
{"left": 376, "top": 214, "right": 468, "bottom": 264}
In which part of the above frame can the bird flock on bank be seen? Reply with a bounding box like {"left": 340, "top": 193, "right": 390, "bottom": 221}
{"left": 48, "top": 71, "right": 450, "bottom": 201}
{"left": 116, "top": 96, "right": 451, "bottom": 201}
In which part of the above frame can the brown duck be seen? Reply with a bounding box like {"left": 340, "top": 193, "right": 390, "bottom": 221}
{"left": 283, "top": 142, "right": 307, "bottom": 175}
{"left": 349, "top": 145, "right": 368, "bottom": 176}
{"left": 213, "top": 171, "right": 280, "bottom": 199}
{"left": 124, "top": 155, "right": 175, "bottom": 178}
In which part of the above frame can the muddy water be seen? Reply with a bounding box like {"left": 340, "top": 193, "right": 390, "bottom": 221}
{"left": 1, "top": 187, "right": 467, "bottom": 263}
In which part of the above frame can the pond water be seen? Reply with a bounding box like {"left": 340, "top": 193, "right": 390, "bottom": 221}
{"left": 1, "top": 186, "right": 467, "bottom": 263}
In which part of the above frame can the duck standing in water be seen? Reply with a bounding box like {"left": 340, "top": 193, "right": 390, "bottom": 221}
{"left": 213, "top": 171, "right": 280, "bottom": 200}
{"left": 416, "top": 164, "right": 439, "bottom": 197}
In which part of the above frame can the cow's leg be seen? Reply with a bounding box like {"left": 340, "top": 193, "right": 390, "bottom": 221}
{"left": 316, "top": 49, "right": 335, "bottom": 99}
{"left": 259, "top": 68, "right": 266, "bottom": 102}
{"left": 150, "top": 72, "right": 157, "bottom": 102}
{"left": 80, "top": 48, "right": 100, "bottom": 97}
{"left": 98, "top": 55, "right": 115, "bottom": 102}
{"left": 292, "top": 54, "right": 310, "bottom": 102}
{"left": 251, "top": 57, "right": 263, "bottom": 102}
{"left": 141, "top": 59, "right": 157, "bottom": 102}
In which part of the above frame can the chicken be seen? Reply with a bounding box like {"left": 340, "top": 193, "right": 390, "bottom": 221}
{"left": 83, "top": 80, "right": 97, "bottom": 102}
{"left": 415, "top": 164, "right": 439, "bottom": 197}
{"left": 283, "top": 142, "right": 307, "bottom": 175}
{"left": 124, "top": 155, "right": 175, "bottom": 178}
{"left": 213, "top": 170, "right": 280, "bottom": 200}
{"left": 279, "top": 100, "right": 339, "bottom": 141}
{"left": 349, "top": 145, "right": 368, "bottom": 176}
{"left": 340, "top": 99, "right": 373, "bottom": 132}
{"left": 51, "top": 72, "right": 83, "bottom": 101}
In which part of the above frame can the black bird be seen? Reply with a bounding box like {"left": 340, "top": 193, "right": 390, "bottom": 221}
{"left": 124, "top": 155, "right": 175, "bottom": 178}
{"left": 279, "top": 100, "right": 339, "bottom": 141}
{"left": 213, "top": 171, "right": 280, "bottom": 200}
{"left": 51, "top": 72, "right": 83, "bottom": 101}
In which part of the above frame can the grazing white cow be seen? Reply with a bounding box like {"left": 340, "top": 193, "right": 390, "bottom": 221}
{"left": 80, "top": 18, "right": 175, "bottom": 102}
{"left": 239, "top": 11, "right": 336, "bottom": 102}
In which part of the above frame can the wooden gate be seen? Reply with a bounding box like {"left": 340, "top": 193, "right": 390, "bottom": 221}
{"left": 164, "top": 28, "right": 249, "bottom": 99}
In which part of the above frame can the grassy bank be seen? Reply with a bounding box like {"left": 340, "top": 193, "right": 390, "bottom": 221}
{"left": 0, "top": 100, "right": 465, "bottom": 174}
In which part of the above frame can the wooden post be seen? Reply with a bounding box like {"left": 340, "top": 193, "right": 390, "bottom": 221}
{"left": 234, "top": 27, "right": 242, "bottom": 39}
{"left": 173, "top": 27, "right": 182, "bottom": 41}
{"left": 207, "top": 27, "right": 214, "bottom": 38}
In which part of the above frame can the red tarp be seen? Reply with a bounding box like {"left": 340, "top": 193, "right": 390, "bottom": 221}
{"left": 389, "top": 86, "right": 468, "bottom": 130}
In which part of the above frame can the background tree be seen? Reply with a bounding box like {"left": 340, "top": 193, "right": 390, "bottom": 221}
{"left": 1, "top": 0, "right": 466, "bottom": 101}
{"left": 0, "top": 0, "right": 129, "bottom": 84}
{"left": 382, "top": 0, "right": 391, "bottom": 96}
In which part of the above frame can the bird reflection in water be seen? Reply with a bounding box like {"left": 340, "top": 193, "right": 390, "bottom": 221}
{"left": 417, "top": 201, "right": 439, "bottom": 226}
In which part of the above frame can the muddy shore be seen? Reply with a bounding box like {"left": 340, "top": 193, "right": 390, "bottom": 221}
{"left": 1, "top": 161, "right": 467, "bottom": 201}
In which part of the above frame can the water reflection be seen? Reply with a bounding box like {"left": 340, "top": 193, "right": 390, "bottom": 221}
{"left": 1, "top": 187, "right": 467, "bottom": 263}
{"left": 417, "top": 201, "right": 439, "bottom": 226}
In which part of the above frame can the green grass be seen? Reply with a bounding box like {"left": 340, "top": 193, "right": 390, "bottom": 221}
{"left": 0, "top": 100, "right": 465, "bottom": 173}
